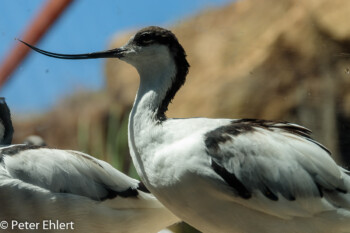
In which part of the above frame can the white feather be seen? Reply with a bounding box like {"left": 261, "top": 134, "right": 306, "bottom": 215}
{"left": 0, "top": 145, "right": 179, "bottom": 233}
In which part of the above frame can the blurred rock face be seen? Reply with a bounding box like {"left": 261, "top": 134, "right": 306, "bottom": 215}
{"left": 105, "top": 0, "right": 350, "bottom": 164}
{"left": 13, "top": 0, "right": 350, "bottom": 166}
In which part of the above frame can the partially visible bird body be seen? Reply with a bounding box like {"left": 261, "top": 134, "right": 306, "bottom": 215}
{"left": 23, "top": 135, "right": 47, "bottom": 146}
{"left": 0, "top": 145, "right": 179, "bottom": 233}
{"left": 0, "top": 97, "right": 13, "bottom": 146}
{"left": 0, "top": 97, "right": 178, "bottom": 233}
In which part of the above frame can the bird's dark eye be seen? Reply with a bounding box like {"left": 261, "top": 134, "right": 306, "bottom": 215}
{"left": 136, "top": 33, "right": 153, "bottom": 45}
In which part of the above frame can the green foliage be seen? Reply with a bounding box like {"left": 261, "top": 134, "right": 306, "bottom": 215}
{"left": 77, "top": 107, "right": 139, "bottom": 179}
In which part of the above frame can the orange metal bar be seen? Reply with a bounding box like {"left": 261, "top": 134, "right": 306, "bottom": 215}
{"left": 0, "top": 0, "right": 74, "bottom": 89}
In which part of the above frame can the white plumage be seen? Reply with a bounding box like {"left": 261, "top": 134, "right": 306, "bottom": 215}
{"left": 118, "top": 27, "right": 350, "bottom": 233}
{"left": 0, "top": 99, "right": 179, "bottom": 233}
{"left": 0, "top": 147, "right": 179, "bottom": 233}
{"left": 20, "top": 26, "right": 350, "bottom": 233}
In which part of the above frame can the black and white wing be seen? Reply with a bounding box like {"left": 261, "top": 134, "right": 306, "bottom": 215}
{"left": 1, "top": 145, "right": 141, "bottom": 200}
{"left": 0, "top": 145, "right": 179, "bottom": 232}
{"left": 205, "top": 119, "right": 350, "bottom": 220}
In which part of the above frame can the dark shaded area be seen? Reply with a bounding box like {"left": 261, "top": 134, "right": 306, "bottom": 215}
{"left": 211, "top": 160, "right": 252, "bottom": 199}
{"left": 336, "top": 112, "right": 350, "bottom": 167}
{"left": 0, "top": 98, "right": 14, "bottom": 145}
{"left": 0, "top": 145, "right": 44, "bottom": 156}
{"left": 101, "top": 187, "right": 139, "bottom": 201}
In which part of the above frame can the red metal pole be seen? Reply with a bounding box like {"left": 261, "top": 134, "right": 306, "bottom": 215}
{"left": 0, "top": 0, "right": 74, "bottom": 89}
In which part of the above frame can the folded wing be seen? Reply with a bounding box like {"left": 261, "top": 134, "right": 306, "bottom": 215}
{"left": 205, "top": 119, "right": 350, "bottom": 219}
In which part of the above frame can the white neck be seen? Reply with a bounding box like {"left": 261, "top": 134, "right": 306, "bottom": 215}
{"left": 127, "top": 48, "right": 176, "bottom": 180}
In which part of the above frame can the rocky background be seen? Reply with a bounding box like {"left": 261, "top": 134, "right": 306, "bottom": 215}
{"left": 13, "top": 0, "right": 350, "bottom": 166}
{"left": 105, "top": 0, "right": 350, "bottom": 165}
